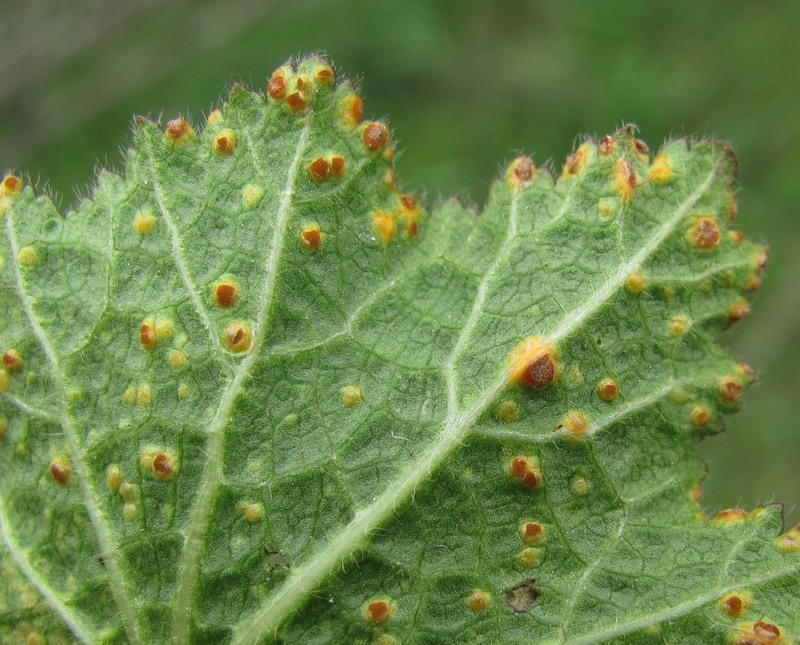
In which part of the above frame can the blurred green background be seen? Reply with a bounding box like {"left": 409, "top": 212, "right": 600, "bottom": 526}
{"left": 2, "top": 0, "right": 798, "bottom": 523}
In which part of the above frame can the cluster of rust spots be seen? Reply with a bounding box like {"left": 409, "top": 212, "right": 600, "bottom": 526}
{"left": 364, "top": 599, "right": 393, "bottom": 624}
{"left": 372, "top": 211, "right": 397, "bottom": 246}
{"left": 720, "top": 592, "right": 752, "bottom": 618}
{"left": 613, "top": 159, "right": 638, "bottom": 203}
{"left": 507, "top": 337, "right": 558, "bottom": 390}
{"left": 49, "top": 458, "right": 70, "bottom": 486}
{"left": 266, "top": 64, "right": 322, "bottom": 113}
{"left": 123, "top": 383, "right": 152, "bottom": 407}
{"left": 714, "top": 508, "right": 748, "bottom": 526}
{"left": 687, "top": 216, "right": 721, "bottom": 250}
{"left": 363, "top": 122, "right": 389, "bottom": 151}
{"left": 300, "top": 224, "right": 323, "bottom": 252}
{"left": 507, "top": 156, "right": 536, "bottom": 189}
{"left": 212, "top": 129, "right": 237, "bottom": 156}
{"left": 340, "top": 385, "right": 363, "bottom": 407}
{"left": 2, "top": 348, "right": 22, "bottom": 373}
{"left": 508, "top": 455, "right": 542, "bottom": 489}
{"left": 597, "top": 377, "right": 619, "bottom": 402}
{"left": 308, "top": 155, "right": 346, "bottom": 181}
{"left": 164, "top": 118, "right": 196, "bottom": 146}
{"left": 213, "top": 280, "right": 239, "bottom": 308}
{"left": 519, "top": 521, "right": 545, "bottom": 545}
{"left": 732, "top": 621, "right": 784, "bottom": 645}
{"left": 397, "top": 195, "right": 421, "bottom": 237}
{"left": 467, "top": 590, "right": 491, "bottom": 613}
{"left": 648, "top": 154, "right": 673, "bottom": 185}
{"left": 223, "top": 321, "right": 253, "bottom": 353}
{"left": 776, "top": 524, "right": 800, "bottom": 553}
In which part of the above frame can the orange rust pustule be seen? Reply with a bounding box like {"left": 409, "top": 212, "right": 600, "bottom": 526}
{"left": 315, "top": 66, "right": 335, "bottom": 84}
{"left": 520, "top": 521, "right": 544, "bottom": 544}
{"left": 139, "top": 321, "right": 156, "bottom": 350}
{"left": 715, "top": 508, "right": 748, "bottom": 523}
{"left": 690, "top": 217, "right": 720, "bottom": 250}
{"left": 213, "top": 132, "right": 236, "bottom": 156}
{"left": 285, "top": 92, "right": 307, "bottom": 112}
{"left": 165, "top": 119, "right": 189, "bottom": 139}
{"left": 3, "top": 174, "right": 22, "bottom": 194}
{"left": 563, "top": 149, "right": 586, "bottom": 176}
{"left": 598, "top": 135, "right": 616, "bottom": 155}
{"left": 308, "top": 157, "right": 330, "bottom": 181}
{"left": 508, "top": 338, "right": 558, "bottom": 389}
{"left": 300, "top": 226, "right": 322, "bottom": 252}
{"left": 514, "top": 156, "right": 535, "bottom": 182}
{"left": 214, "top": 282, "right": 238, "bottom": 308}
{"left": 509, "top": 456, "right": 542, "bottom": 489}
{"left": 330, "top": 155, "right": 346, "bottom": 178}
{"left": 614, "top": 159, "right": 638, "bottom": 203}
{"left": 2, "top": 349, "right": 22, "bottom": 372}
{"left": 267, "top": 74, "right": 287, "bottom": 100}
{"left": 720, "top": 378, "right": 743, "bottom": 404}
{"left": 721, "top": 594, "right": 745, "bottom": 617}
{"left": 224, "top": 322, "right": 253, "bottom": 353}
{"left": 365, "top": 600, "right": 392, "bottom": 624}
{"left": 597, "top": 378, "right": 619, "bottom": 402}
{"left": 363, "top": 122, "right": 389, "bottom": 151}
{"left": 752, "top": 621, "right": 781, "bottom": 642}
{"left": 49, "top": 459, "right": 70, "bottom": 486}
{"left": 152, "top": 453, "right": 175, "bottom": 480}
{"left": 521, "top": 355, "right": 556, "bottom": 390}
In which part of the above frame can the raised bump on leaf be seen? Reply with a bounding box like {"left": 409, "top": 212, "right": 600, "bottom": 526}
{"left": 17, "top": 246, "right": 37, "bottom": 266}
{"left": 223, "top": 321, "right": 253, "bottom": 353}
{"left": 49, "top": 458, "right": 70, "bottom": 486}
{"left": 212, "top": 129, "right": 237, "bottom": 156}
{"left": 363, "top": 122, "right": 389, "bottom": 151}
{"left": 364, "top": 599, "right": 394, "bottom": 624}
{"left": 519, "top": 521, "right": 545, "bottom": 545}
{"left": 340, "top": 385, "right": 362, "bottom": 407}
{"left": 508, "top": 338, "right": 558, "bottom": 389}
{"left": 687, "top": 216, "right": 720, "bottom": 250}
{"left": 1, "top": 348, "right": 22, "bottom": 372}
{"left": 720, "top": 592, "right": 751, "bottom": 617}
{"left": 467, "top": 590, "right": 491, "bottom": 613}
{"left": 300, "top": 224, "right": 323, "bottom": 251}
{"left": 508, "top": 456, "right": 542, "bottom": 489}
{"left": 213, "top": 280, "right": 239, "bottom": 308}
{"left": 133, "top": 211, "right": 157, "bottom": 235}
{"left": 597, "top": 378, "right": 619, "bottom": 402}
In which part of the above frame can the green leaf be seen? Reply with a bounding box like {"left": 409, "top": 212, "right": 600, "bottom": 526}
{"left": 0, "top": 54, "right": 797, "bottom": 645}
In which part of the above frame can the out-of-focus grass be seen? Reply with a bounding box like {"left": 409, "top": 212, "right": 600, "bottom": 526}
{"left": 2, "top": 0, "right": 798, "bottom": 522}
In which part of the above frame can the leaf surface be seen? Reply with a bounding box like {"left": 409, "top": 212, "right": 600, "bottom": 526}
{"left": 0, "top": 56, "right": 797, "bottom": 645}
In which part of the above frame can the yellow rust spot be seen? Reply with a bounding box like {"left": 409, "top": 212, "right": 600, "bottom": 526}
{"left": 687, "top": 216, "right": 720, "bottom": 250}
{"left": 728, "top": 299, "right": 751, "bottom": 324}
{"left": 398, "top": 195, "right": 422, "bottom": 237}
{"left": 118, "top": 481, "right": 138, "bottom": 502}
{"left": 308, "top": 157, "right": 330, "bottom": 181}
{"left": 213, "top": 129, "right": 237, "bottom": 156}
{"left": 363, "top": 122, "right": 389, "bottom": 151}
{"left": 565, "top": 412, "right": 589, "bottom": 438}
{"left": 340, "top": 385, "right": 362, "bottom": 407}
{"left": 597, "top": 197, "right": 619, "bottom": 217}
{"left": 340, "top": 94, "right": 363, "bottom": 128}
{"left": 572, "top": 477, "right": 590, "bottom": 496}
{"left": 690, "top": 404, "right": 711, "bottom": 428}
{"left": 139, "top": 319, "right": 157, "bottom": 350}
{"left": 207, "top": 109, "right": 223, "bottom": 125}
{"left": 507, "top": 337, "right": 557, "bottom": 389}
{"left": 242, "top": 184, "right": 264, "bottom": 207}
{"left": 729, "top": 230, "right": 745, "bottom": 245}
{"left": 518, "top": 547, "right": 541, "bottom": 568}
{"left": 2, "top": 348, "right": 23, "bottom": 372}
{"left": 507, "top": 156, "right": 536, "bottom": 189}
{"left": 508, "top": 455, "right": 542, "bottom": 489}
{"left": 155, "top": 318, "right": 175, "bottom": 341}
{"left": 714, "top": 508, "right": 748, "bottom": 526}
{"left": 364, "top": 598, "right": 394, "bottom": 624}
{"left": 626, "top": 274, "right": 645, "bottom": 294}
{"left": 613, "top": 159, "right": 638, "bottom": 203}
{"left": 1, "top": 173, "right": 23, "bottom": 197}
{"left": 168, "top": 349, "right": 187, "bottom": 369}
{"left": 372, "top": 211, "right": 397, "bottom": 246}
{"left": 648, "top": 154, "right": 673, "bottom": 185}
{"left": 238, "top": 501, "right": 264, "bottom": 524}
{"left": 178, "top": 383, "right": 191, "bottom": 400}
{"left": 164, "top": 118, "right": 196, "bottom": 146}
{"left": 561, "top": 147, "right": 588, "bottom": 178}
{"left": 720, "top": 592, "right": 752, "bottom": 617}
{"left": 669, "top": 314, "right": 690, "bottom": 337}
{"left": 49, "top": 458, "right": 70, "bottom": 486}
{"left": 18, "top": 246, "right": 37, "bottom": 267}
{"left": 496, "top": 400, "right": 519, "bottom": 423}
{"left": 467, "top": 590, "right": 491, "bottom": 613}
{"left": 776, "top": 524, "right": 800, "bottom": 553}
{"left": 123, "top": 503, "right": 138, "bottom": 522}
{"left": 719, "top": 377, "right": 743, "bottom": 404}
{"left": 632, "top": 138, "right": 650, "bottom": 162}
{"left": 519, "top": 521, "right": 545, "bottom": 545}
{"left": 123, "top": 385, "right": 137, "bottom": 405}
{"left": 300, "top": 224, "right": 323, "bottom": 252}
{"left": 597, "top": 378, "right": 619, "bottom": 402}
{"left": 383, "top": 169, "right": 396, "bottom": 190}
{"left": 136, "top": 384, "right": 152, "bottom": 407}
{"left": 224, "top": 321, "right": 253, "bottom": 353}
{"left": 106, "top": 465, "right": 122, "bottom": 492}
{"left": 213, "top": 280, "right": 239, "bottom": 308}
{"left": 314, "top": 63, "right": 335, "bottom": 85}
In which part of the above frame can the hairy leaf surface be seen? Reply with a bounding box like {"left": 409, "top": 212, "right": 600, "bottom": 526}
{"left": 1, "top": 55, "right": 798, "bottom": 645}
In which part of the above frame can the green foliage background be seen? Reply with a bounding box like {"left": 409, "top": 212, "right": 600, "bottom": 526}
{"left": 1, "top": 0, "right": 798, "bottom": 524}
